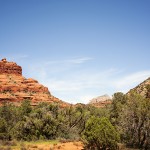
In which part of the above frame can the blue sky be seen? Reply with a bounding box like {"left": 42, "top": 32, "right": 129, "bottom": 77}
{"left": 0, "top": 0, "right": 150, "bottom": 103}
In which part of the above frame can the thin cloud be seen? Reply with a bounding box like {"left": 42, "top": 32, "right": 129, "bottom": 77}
{"left": 45, "top": 57, "right": 93, "bottom": 65}
{"left": 25, "top": 59, "right": 150, "bottom": 104}
{"left": 41, "top": 68, "right": 119, "bottom": 92}
{"left": 67, "top": 57, "right": 93, "bottom": 64}
{"left": 113, "top": 70, "right": 150, "bottom": 93}
{"left": 42, "top": 70, "right": 150, "bottom": 103}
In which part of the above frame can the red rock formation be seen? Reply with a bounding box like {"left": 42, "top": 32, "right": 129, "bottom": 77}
{"left": 0, "top": 58, "right": 22, "bottom": 75}
{"left": 0, "top": 58, "right": 69, "bottom": 107}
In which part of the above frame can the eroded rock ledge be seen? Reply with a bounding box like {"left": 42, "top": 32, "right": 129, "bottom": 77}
{"left": 0, "top": 58, "right": 22, "bottom": 75}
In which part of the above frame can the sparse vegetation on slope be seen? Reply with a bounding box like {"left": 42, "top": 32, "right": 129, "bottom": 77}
{"left": 0, "top": 91, "right": 149, "bottom": 150}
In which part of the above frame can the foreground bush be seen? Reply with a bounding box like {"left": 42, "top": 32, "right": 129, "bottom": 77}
{"left": 83, "top": 117, "right": 119, "bottom": 150}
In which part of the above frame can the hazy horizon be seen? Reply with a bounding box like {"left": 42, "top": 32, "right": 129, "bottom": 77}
{"left": 0, "top": 0, "right": 150, "bottom": 104}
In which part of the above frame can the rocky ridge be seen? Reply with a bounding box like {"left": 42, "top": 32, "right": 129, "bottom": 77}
{"left": 0, "top": 58, "right": 68, "bottom": 107}
{"left": 127, "top": 77, "right": 150, "bottom": 98}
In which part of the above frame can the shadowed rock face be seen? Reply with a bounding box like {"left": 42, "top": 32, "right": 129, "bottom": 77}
{"left": 0, "top": 58, "right": 69, "bottom": 107}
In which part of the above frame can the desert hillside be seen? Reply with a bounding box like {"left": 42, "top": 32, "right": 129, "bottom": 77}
{"left": 127, "top": 77, "right": 150, "bottom": 98}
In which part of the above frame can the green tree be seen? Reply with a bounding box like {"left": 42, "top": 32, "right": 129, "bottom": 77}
{"left": 0, "top": 102, "right": 19, "bottom": 140}
{"left": 119, "top": 93, "right": 150, "bottom": 149}
{"left": 0, "top": 118, "right": 7, "bottom": 140}
{"left": 83, "top": 116, "right": 119, "bottom": 150}
{"left": 110, "top": 92, "right": 127, "bottom": 126}
{"left": 20, "top": 99, "right": 32, "bottom": 116}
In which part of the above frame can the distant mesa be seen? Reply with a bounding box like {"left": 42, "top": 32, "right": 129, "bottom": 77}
{"left": 89, "top": 94, "right": 111, "bottom": 103}
{"left": 88, "top": 94, "right": 112, "bottom": 107}
{"left": 0, "top": 58, "right": 69, "bottom": 107}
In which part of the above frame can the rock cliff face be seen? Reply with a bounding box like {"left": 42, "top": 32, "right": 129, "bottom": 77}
{"left": 88, "top": 94, "right": 112, "bottom": 107}
{"left": 0, "top": 58, "right": 22, "bottom": 75}
{"left": 127, "top": 77, "right": 150, "bottom": 98}
{"left": 0, "top": 58, "right": 68, "bottom": 107}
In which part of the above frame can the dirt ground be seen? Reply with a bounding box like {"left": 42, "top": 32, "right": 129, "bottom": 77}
{"left": 0, "top": 140, "right": 83, "bottom": 150}
{"left": 2, "top": 141, "right": 84, "bottom": 150}
{"left": 34, "top": 141, "right": 83, "bottom": 150}
{"left": 0, "top": 141, "right": 138, "bottom": 150}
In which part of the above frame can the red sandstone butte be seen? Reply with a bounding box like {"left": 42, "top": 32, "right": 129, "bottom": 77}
{"left": 0, "top": 58, "right": 69, "bottom": 107}
{"left": 0, "top": 58, "right": 22, "bottom": 75}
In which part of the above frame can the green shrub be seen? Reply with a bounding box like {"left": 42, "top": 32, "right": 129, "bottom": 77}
{"left": 83, "top": 116, "right": 119, "bottom": 150}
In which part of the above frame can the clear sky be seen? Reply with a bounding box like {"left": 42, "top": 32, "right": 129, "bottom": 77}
{"left": 0, "top": 0, "right": 150, "bottom": 104}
